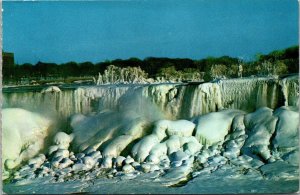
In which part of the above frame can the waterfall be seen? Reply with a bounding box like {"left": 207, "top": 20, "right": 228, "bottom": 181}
{"left": 279, "top": 75, "right": 299, "bottom": 107}
{"left": 2, "top": 76, "right": 298, "bottom": 122}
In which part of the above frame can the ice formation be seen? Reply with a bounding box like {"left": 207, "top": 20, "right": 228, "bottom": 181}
{"left": 193, "top": 109, "right": 244, "bottom": 145}
{"left": 2, "top": 104, "right": 298, "bottom": 190}
{"left": 3, "top": 76, "right": 298, "bottom": 122}
{"left": 2, "top": 76, "right": 299, "bottom": 194}
{"left": 2, "top": 108, "right": 54, "bottom": 179}
{"left": 41, "top": 86, "right": 61, "bottom": 93}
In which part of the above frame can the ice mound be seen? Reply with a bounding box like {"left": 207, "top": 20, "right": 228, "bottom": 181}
{"left": 193, "top": 110, "right": 245, "bottom": 145}
{"left": 132, "top": 119, "right": 197, "bottom": 162}
{"left": 2, "top": 108, "right": 54, "bottom": 178}
{"left": 242, "top": 107, "right": 278, "bottom": 161}
{"left": 152, "top": 119, "right": 195, "bottom": 140}
{"left": 3, "top": 106, "right": 299, "bottom": 190}
{"left": 272, "top": 106, "right": 299, "bottom": 150}
{"left": 71, "top": 110, "right": 151, "bottom": 153}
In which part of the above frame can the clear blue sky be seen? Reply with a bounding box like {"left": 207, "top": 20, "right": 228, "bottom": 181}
{"left": 3, "top": 0, "right": 299, "bottom": 64}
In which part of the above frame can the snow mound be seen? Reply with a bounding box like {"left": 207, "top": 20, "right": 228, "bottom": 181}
{"left": 194, "top": 110, "right": 244, "bottom": 145}
{"left": 2, "top": 108, "right": 53, "bottom": 175}
{"left": 242, "top": 107, "right": 278, "bottom": 161}
{"left": 272, "top": 106, "right": 299, "bottom": 150}
{"left": 71, "top": 110, "right": 151, "bottom": 152}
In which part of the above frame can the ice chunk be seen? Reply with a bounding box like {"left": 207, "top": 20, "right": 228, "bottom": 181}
{"left": 53, "top": 132, "right": 74, "bottom": 150}
{"left": 165, "top": 135, "right": 182, "bottom": 155}
{"left": 102, "top": 135, "right": 133, "bottom": 158}
{"left": 122, "top": 164, "right": 135, "bottom": 174}
{"left": 242, "top": 107, "right": 278, "bottom": 161}
{"left": 132, "top": 134, "right": 160, "bottom": 162}
{"left": 152, "top": 119, "right": 195, "bottom": 140}
{"left": 149, "top": 143, "right": 168, "bottom": 158}
{"left": 115, "top": 156, "right": 126, "bottom": 167}
{"left": 194, "top": 110, "right": 243, "bottom": 145}
{"left": 272, "top": 106, "right": 299, "bottom": 150}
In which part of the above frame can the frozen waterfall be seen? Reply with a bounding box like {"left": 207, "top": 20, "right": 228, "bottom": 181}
{"left": 3, "top": 76, "right": 298, "bottom": 122}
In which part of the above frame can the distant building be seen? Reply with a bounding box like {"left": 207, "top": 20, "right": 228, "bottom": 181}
{"left": 3, "top": 52, "right": 15, "bottom": 68}
{"left": 2, "top": 52, "right": 15, "bottom": 79}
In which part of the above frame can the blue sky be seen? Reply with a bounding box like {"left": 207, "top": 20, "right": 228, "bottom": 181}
{"left": 3, "top": 0, "right": 298, "bottom": 64}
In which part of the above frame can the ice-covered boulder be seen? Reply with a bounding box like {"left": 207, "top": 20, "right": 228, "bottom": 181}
{"left": 146, "top": 154, "right": 160, "bottom": 164}
{"left": 122, "top": 164, "right": 135, "bottom": 174}
{"left": 165, "top": 135, "right": 182, "bottom": 155}
{"left": 132, "top": 118, "right": 201, "bottom": 163}
{"left": 149, "top": 143, "right": 168, "bottom": 158}
{"left": 183, "top": 141, "right": 202, "bottom": 155}
{"left": 115, "top": 156, "right": 126, "bottom": 167}
{"left": 272, "top": 106, "right": 299, "bottom": 151}
{"left": 53, "top": 132, "right": 74, "bottom": 149}
{"left": 2, "top": 108, "right": 53, "bottom": 172}
{"left": 242, "top": 107, "right": 278, "bottom": 161}
{"left": 71, "top": 111, "right": 150, "bottom": 152}
{"left": 53, "top": 149, "right": 70, "bottom": 158}
{"left": 82, "top": 156, "right": 96, "bottom": 168}
{"left": 86, "top": 151, "right": 102, "bottom": 159}
{"left": 27, "top": 154, "right": 46, "bottom": 168}
{"left": 48, "top": 145, "right": 59, "bottom": 155}
{"left": 101, "top": 157, "right": 113, "bottom": 168}
{"left": 102, "top": 135, "right": 133, "bottom": 158}
{"left": 194, "top": 109, "right": 244, "bottom": 145}
{"left": 169, "top": 151, "right": 189, "bottom": 162}
{"left": 152, "top": 119, "right": 195, "bottom": 140}
{"left": 160, "top": 157, "right": 194, "bottom": 186}
{"left": 57, "top": 158, "right": 74, "bottom": 169}
{"left": 132, "top": 134, "right": 160, "bottom": 162}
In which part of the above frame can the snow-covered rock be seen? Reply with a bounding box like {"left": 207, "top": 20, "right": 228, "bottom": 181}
{"left": 149, "top": 143, "right": 168, "bottom": 158}
{"left": 71, "top": 111, "right": 150, "bottom": 153}
{"left": 28, "top": 154, "right": 46, "bottom": 167}
{"left": 122, "top": 164, "right": 135, "bottom": 174}
{"left": 152, "top": 119, "right": 195, "bottom": 140}
{"left": 242, "top": 107, "right": 278, "bottom": 161}
{"left": 115, "top": 156, "right": 126, "bottom": 167}
{"left": 102, "top": 135, "right": 133, "bottom": 158}
{"left": 194, "top": 110, "right": 244, "bottom": 145}
{"left": 53, "top": 132, "right": 74, "bottom": 150}
{"left": 58, "top": 158, "right": 74, "bottom": 169}
{"left": 272, "top": 106, "right": 299, "bottom": 151}
{"left": 101, "top": 157, "right": 113, "bottom": 168}
{"left": 132, "top": 134, "right": 160, "bottom": 162}
{"left": 82, "top": 156, "right": 96, "bottom": 168}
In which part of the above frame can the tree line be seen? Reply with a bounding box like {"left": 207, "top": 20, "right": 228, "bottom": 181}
{"left": 3, "top": 45, "right": 298, "bottom": 83}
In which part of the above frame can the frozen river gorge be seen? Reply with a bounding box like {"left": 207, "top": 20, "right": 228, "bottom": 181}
{"left": 2, "top": 75, "right": 299, "bottom": 194}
